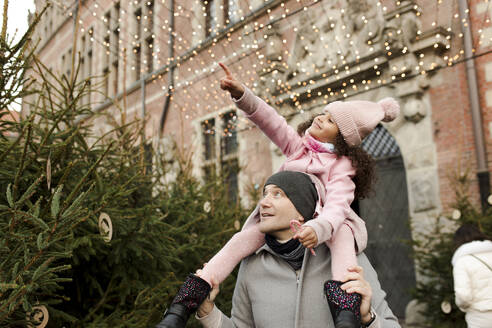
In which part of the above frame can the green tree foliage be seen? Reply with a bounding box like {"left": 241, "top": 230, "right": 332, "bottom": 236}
{"left": 0, "top": 6, "right": 248, "bottom": 327}
{"left": 412, "top": 172, "right": 492, "bottom": 327}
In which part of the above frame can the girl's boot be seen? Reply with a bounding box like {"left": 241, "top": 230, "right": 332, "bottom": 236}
{"left": 324, "top": 280, "right": 361, "bottom": 328}
{"left": 156, "top": 274, "right": 211, "bottom": 328}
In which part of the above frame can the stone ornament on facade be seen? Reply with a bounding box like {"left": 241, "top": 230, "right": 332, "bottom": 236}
{"left": 265, "top": 23, "right": 283, "bottom": 62}
{"left": 26, "top": 304, "right": 49, "bottom": 328}
{"left": 406, "top": 146, "right": 434, "bottom": 170}
{"left": 287, "top": 7, "right": 347, "bottom": 80}
{"left": 344, "top": 0, "right": 385, "bottom": 57}
{"left": 403, "top": 98, "right": 428, "bottom": 123}
{"left": 383, "top": 3, "right": 420, "bottom": 51}
{"left": 282, "top": 0, "right": 426, "bottom": 108}
{"left": 98, "top": 212, "right": 113, "bottom": 243}
{"left": 255, "top": 23, "right": 286, "bottom": 102}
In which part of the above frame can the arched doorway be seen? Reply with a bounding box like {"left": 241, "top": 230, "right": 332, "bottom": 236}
{"left": 352, "top": 124, "right": 415, "bottom": 319}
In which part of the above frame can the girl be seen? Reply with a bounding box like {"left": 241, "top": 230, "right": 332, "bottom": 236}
{"left": 157, "top": 63, "right": 399, "bottom": 328}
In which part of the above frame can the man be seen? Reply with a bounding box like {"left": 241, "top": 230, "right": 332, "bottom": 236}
{"left": 195, "top": 171, "right": 400, "bottom": 328}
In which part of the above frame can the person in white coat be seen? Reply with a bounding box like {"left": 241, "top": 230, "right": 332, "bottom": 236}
{"left": 452, "top": 223, "right": 492, "bottom": 328}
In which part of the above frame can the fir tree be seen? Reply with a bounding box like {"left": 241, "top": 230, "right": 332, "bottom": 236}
{"left": 1, "top": 4, "right": 248, "bottom": 327}
{"left": 412, "top": 171, "right": 492, "bottom": 327}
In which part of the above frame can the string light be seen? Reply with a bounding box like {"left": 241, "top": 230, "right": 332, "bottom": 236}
{"left": 31, "top": 0, "right": 491, "bottom": 135}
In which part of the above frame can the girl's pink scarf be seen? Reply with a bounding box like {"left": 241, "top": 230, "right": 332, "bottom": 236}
{"left": 303, "top": 132, "right": 335, "bottom": 153}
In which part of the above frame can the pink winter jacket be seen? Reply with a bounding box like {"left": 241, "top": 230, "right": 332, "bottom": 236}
{"left": 234, "top": 87, "right": 368, "bottom": 252}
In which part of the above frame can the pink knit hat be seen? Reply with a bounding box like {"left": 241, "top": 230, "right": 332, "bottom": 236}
{"left": 323, "top": 98, "right": 400, "bottom": 146}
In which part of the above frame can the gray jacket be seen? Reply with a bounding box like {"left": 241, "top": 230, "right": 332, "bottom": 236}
{"left": 198, "top": 243, "right": 400, "bottom": 328}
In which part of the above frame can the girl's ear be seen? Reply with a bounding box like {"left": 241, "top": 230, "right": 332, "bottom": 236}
{"left": 297, "top": 215, "right": 305, "bottom": 224}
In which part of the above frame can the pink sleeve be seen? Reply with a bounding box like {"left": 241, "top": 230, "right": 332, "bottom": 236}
{"left": 232, "top": 87, "right": 303, "bottom": 157}
{"left": 304, "top": 157, "right": 356, "bottom": 245}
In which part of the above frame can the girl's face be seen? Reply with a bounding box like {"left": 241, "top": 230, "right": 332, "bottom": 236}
{"left": 307, "top": 113, "right": 339, "bottom": 143}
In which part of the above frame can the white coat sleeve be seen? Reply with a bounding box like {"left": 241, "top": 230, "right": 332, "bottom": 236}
{"left": 453, "top": 259, "right": 472, "bottom": 311}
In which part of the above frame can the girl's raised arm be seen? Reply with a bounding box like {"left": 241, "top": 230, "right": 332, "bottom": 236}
{"left": 219, "top": 63, "right": 303, "bottom": 156}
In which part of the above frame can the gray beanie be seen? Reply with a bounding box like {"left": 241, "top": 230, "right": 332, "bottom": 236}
{"left": 264, "top": 171, "right": 318, "bottom": 221}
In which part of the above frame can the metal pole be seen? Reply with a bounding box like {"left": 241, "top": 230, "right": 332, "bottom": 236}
{"left": 159, "top": 0, "right": 175, "bottom": 139}
{"left": 141, "top": 78, "right": 146, "bottom": 138}
{"left": 458, "top": 0, "right": 490, "bottom": 211}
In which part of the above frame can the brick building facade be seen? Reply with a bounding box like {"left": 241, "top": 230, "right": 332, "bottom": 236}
{"left": 24, "top": 0, "right": 492, "bottom": 322}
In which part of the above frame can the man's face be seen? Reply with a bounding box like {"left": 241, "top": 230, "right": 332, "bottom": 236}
{"left": 258, "top": 184, "right": 303, "bottom": 240}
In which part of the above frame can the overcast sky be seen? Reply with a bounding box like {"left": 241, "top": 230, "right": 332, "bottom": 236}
{"left": 0, "top": 0, "right": 35, "bottom": 111}
{"left": 0, "top": 0, "right": 36, "bottom": 43}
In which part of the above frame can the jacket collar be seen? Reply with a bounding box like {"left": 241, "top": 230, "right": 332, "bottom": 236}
{"left": 452, "top": 240, "right": 492, "bottom": 266}
{"left": 256, "top": 242, "right": 276, "bottom": 255}
{"left": 256, "top": 242, "right": 310, "bottom": 258}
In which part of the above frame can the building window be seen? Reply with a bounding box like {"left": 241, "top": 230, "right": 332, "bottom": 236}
{"left": 221, "top": 111, "right": 238, "bottom": 155}
{"left": 61, "top": 54, "right": 65, "bottom": 75}
{"left": 204, "top": 0, "right": 217, "bottom": 38}
{"left": 112, "top": 60, "right": 119, "bottom": 95}
{"left": 146, "top": 37, "right": 153, "bottom": 73}
{"left": 200, "top": 110, "right": 239, "bottom": 202}
{"left": 86, "top": 27, "right": 94, "bottom": 105}
{"left": 80, "top": 35, "right": 86, "bottom": 77}
{"left": 144, "top": 0, "right": 154, "bottom": 73}
{"left": 87, "top": 48, "right": 92, "bottom": 79}
{"left": 134, "top": 7, "right": 142, "bottom": 81}
{"left": 112, "top": 2, "right": 120, "bottom": 95}
{"left": 194, "top": 0, "right": 238, "bottom": 43}
{"left": 132, "top": 143, "right": 153, "bottom": 177}
{"left": 222, "top": 158, "right": 239, "bottom": 203}
{"left": 104, "top": 11, "right": 111, "bottom": 56}
{"left": 223, "top": 0, "right": 238, "bottom": 26}
{"left": 66, "top": 48, "right": 72, "bottom": 77}
{"left": 131, "top": 0, "right": 154, "bottom": 79}
{"left": 103, "top": 11, "right": 111, "bottom": 97}
{"left": 103, "top": 67, "right": 109, "bottom": 97}
{"left": 78, "top": 34, "right": 86, "bottom": 105}
{"left": 134, "top": 46, "right": 141, "bottom": 80}
{"left": 60, "top": 48, "right": 72, "bottom": 77}
{"left": 202, "top": 118, "right": 216, "bottom": 161}
{"left": 145, "top": 0, "right": 154, "bottom": 31}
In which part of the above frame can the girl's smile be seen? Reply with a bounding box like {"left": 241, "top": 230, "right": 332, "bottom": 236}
{"left": 308, "top": 113, "right": 339, "bottom": 143}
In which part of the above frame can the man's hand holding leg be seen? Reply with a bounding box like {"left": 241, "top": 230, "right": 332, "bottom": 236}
{"left": 341, "top": 265, "right": 375, "bottom": 325}
{"left": 196, "top": 266, "right": 220, "bottom": 318}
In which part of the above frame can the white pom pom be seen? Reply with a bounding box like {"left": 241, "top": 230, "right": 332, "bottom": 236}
{"left": 378, "top": 97, "right": 400, "bottom": 122}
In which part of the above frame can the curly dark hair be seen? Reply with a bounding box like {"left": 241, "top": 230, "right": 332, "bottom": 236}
{"left": 297, "top": 114, "right": 376, "bottom": 199}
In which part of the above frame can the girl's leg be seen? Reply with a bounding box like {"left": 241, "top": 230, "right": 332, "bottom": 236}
{"left": 156, "top": 224, "right": 265, "bottom": 328}
{"left": 324, "top": 223, "right": 360, "bottom": 328}
{"left": 327, "top": 223, "right": 357, "bottom": 280}
{"left": 200, "top": 223, "right": 265, "bottom": 286}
